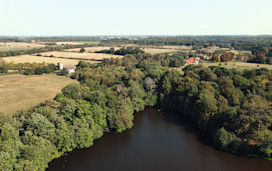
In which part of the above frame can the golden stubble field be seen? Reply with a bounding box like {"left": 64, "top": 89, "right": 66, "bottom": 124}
{"left": 141, "top": 48, "right": 181, "bottom": 54}
{"left": 2, "top": 55, "right": 87, "bottom": 65}
{"left": 0, "top": 42, "right": 45, "bottom": 51}
{"left": 64, "top": 46, "right": 182, "bottom": 55}
{"left": 38, "top": 51, "right": 124, "bottom": 60}
{"left": 0, "top": 74, "right": 77, "bottom": 115}
{"left": 63, "top": 46, "right": 121, "bottom": 53}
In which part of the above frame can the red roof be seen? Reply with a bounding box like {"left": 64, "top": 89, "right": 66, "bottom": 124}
{"left": 184, "top": 59, "right": 195, "bottom": 64}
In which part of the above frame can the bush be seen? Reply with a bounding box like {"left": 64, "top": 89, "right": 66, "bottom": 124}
{"left": 79, "top": 48, "right": 86, "bottom": 53}
{"left": 24, "top": 68, "right": 35, "bottom": 75}
{"left": 35, "top": 67, "right": 45, "bottom": 75}
{"left": 60, "top": 68, "right": 68, "bottom": 76}
{"left": 213, "top": 127, "right": 237, "bottom": 150}
{"left": 0, "top": 65, "right": 8, "bottom": 73}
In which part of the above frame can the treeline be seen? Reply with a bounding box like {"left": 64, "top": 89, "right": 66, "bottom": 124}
{"left": 97, "top": 47, "right": 145, "bottom": 55}
{"left": 101, "top": 50, "right": 186, "bottom": 68}
{"left": 23, "top": 63, "right": 57, "bottom": 75}
{"left": 0, "top": 44, "right": 93, "bottom": 58}
{"left": 0, "top": 62, "right": 58, "bottom": 75}
{"left": 211, "top": 52, "right": 272, "bottom": 64}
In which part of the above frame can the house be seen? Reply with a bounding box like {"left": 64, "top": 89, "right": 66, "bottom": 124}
{"left": 190, "top": 57, "right": 200, "bottom": 61}
{"left": 184, "top": 59, "right": 195, "bottom": 64}
{"left": 184, "top": 57, "right": 200, "bottom": 64}
{"left": 206, "top": 45, "right": 219, "bottom": 49}
{"left": 58, "top": 63, "right": 76, "bottom": 74}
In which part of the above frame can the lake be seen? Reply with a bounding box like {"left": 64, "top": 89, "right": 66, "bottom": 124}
{"left": 48, "top": 107, "right": 272, "bottom": 171}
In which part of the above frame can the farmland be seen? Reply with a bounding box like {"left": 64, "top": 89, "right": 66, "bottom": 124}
{"left": 38, "top": 51, "right": 123, "bottom": 60}
{"left": 0, "top": 74, "right": 77, "bottom": 115}
{"left": 177, "top": 62, "right": 272, "bottom": 74}
{"left": 199, "top": 62, "right": 272, "bottom": 70}
{"left": 2, "top": 55, "right": 84, "bottom": 65}
{"left": 141, "top": 48, "right": 181, "bottom": 54}
{"left": 63, "top": 46, "right": 121, "bottom": 53}
{"left": 63, "top": 46, "right": 182, "bottom": 54}
{"left": 0, "top": 42, "right": 45, "bottom": 51}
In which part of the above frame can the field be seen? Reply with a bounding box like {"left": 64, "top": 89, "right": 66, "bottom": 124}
{"left": 141, "top": 48, "right": 181, "bottom": 54}
{"left": 0, "top": 74, "right": 77, "bottom": 115}
{"left": 2, "top": 55, "right": 87, "bottom": 65}
{"left": 64, "top": 46, "right": 121, "bottom": 53}
{"left": 37, "top": 51, "right": 124, "bottom": 60}
{"left": 199, "top": 62, "right": 272, "bottom": 70}
{"left": 0, "top": 42, "right": 45, "bottom": 51}
{"left": 64, "top": 46, "right": 183, "bottom": 55}
{"left": 177, "top": 62, "right": 272, "bottom": 74}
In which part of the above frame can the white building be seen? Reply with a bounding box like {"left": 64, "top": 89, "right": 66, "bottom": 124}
{"left": 59, "top": 63, "right": 76, "bottom": 74}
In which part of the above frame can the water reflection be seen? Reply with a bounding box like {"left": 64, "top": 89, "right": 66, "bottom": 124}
{"left": 48, "top": 107, "right": 272, "bottom": 171}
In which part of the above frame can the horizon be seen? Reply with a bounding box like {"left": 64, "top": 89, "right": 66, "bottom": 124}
{"left": 1, "top": 0, "right": 272, "bottom": 36}
{"left": 1, "top": 34, "right": 272, "bottom": 38}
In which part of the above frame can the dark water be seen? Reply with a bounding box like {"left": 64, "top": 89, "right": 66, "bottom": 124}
{"left": 48, "top": 107, "right": 272, "bottom": 171}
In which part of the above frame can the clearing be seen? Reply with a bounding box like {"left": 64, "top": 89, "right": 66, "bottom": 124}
{"left": 0, "top": 74, "right": 77, "bottom": 115}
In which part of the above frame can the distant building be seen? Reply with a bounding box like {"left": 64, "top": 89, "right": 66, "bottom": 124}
{"left": 58, "top": 63, "right": 76, "bottom": 74}
{"left": 206, "top": 45, "right": 219, "bottom": 49}
{"left": 184, "top": 59, "right": 195, "bottom": 64}
{"left": 184, "top": 57, "right": 200, "bottom": 64}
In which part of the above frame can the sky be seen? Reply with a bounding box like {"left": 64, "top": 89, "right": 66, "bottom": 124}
{"left": 0, "top": 0, "right": 272, "bottom": 36}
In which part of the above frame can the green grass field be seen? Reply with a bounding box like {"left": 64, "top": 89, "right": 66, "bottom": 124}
{"left": 199, "top": 62, "right": 272, "bottom": 70}
{"left": 0, "top": 74, "right": 77, "bottom": 115}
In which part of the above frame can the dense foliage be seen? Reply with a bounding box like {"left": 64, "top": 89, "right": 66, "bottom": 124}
{"left": 1, "top": 46, "right": 272, "bottom": 170}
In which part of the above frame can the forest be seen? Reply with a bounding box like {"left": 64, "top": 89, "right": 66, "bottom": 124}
{"left": 0, "top": 45, "right": 272, "bottom": 170}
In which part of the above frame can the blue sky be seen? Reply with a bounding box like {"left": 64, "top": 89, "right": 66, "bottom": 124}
{"left": 0, "top": 0, "right": 272, "bottom": 36}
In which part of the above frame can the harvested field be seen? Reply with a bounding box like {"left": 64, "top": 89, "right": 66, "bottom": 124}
{"left": 162, "top": 46, "right": 192, "bottom": 50}
{"left": 199, "top": 62, "right": 272, "bottom": 70}
{"left": 177, "top": 62, "right": 272, "bottom": 74}
{"left": 56, "top": 42, "right": 84, "bottom": 45}
{"left": 38, "top": 51, "right": 123, "bottom": 60}
{"left": 0, "top": 42, "right": 45, "bottom": 51}
{"left": 141, "top": 48, "right": 181, "bottom": 54}
{"left": 0, "top": 74, "right": 77, "bottom": 115}
{"left": 2, "top": 55, "right": 87, "bottom": 65}
{"left": 64, "top": 46, "right": 121, "bottom": 53}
